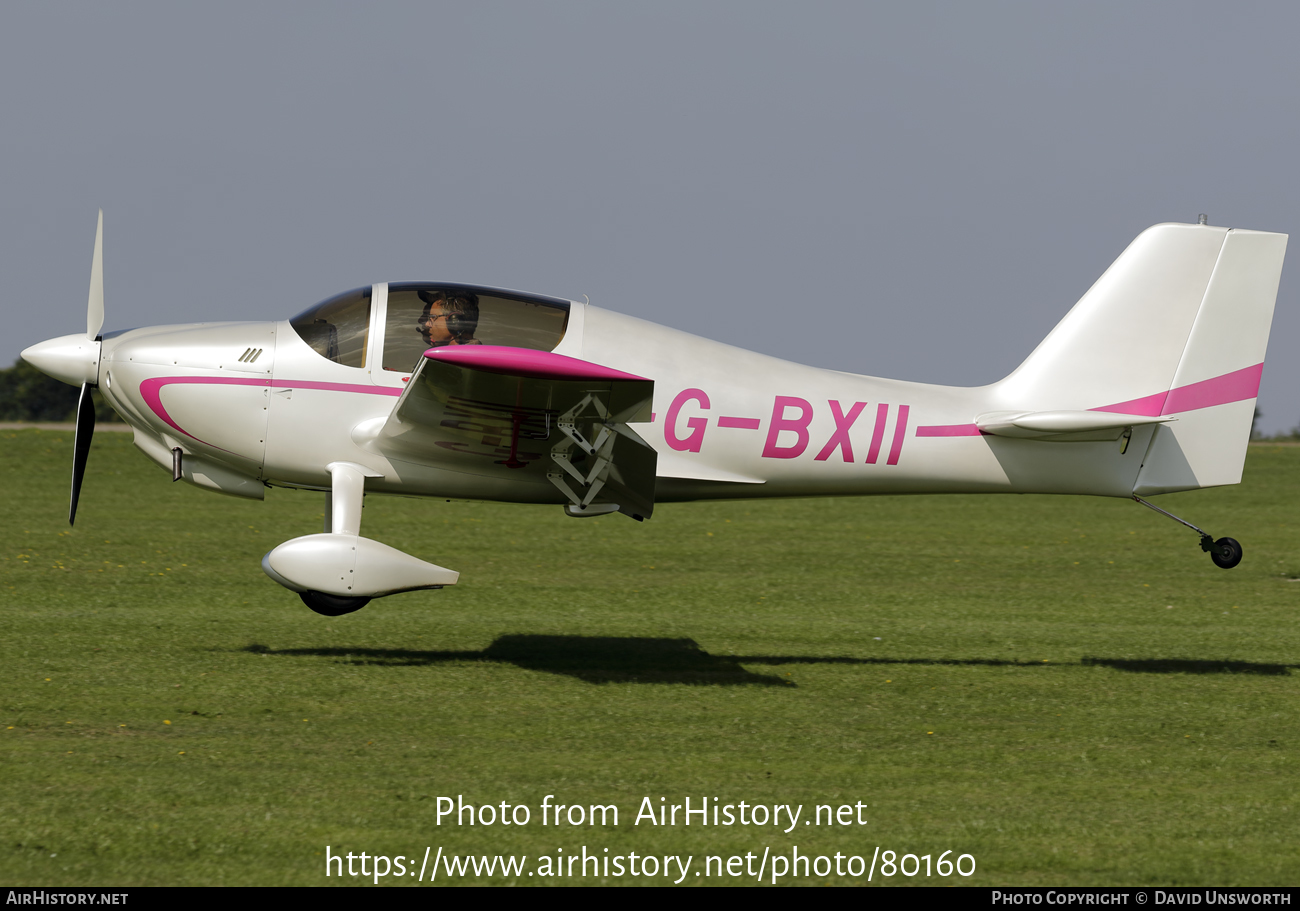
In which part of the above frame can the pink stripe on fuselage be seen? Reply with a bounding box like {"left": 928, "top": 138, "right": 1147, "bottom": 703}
{"left": 140, "top": 376, "right": 270, "bottom": 441}
{"left": 1089, "top": 390, "right": 1167, "bottom": 417}
{"left": 916, "top": 424, "right": 982, "bottom": 437}
{"left": 1160, "top": 363, "right": 1264, "bottom": 414}
{"left": 139, "top": 375, "right": 401, "bottom": 443}
{"left": 275, "top": 379, "right": 402, "bottom": 397}
{"left": 1091, "top": 363, "right": 1262, "bottom": 416}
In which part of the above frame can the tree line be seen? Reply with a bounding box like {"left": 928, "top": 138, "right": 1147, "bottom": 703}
{"left": 0, "top": 359, "right": 122, "bottom": 422}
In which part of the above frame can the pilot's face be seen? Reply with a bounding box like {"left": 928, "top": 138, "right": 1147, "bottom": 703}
{"left": 418, "top": 303, "right": 453, "bottom": 345}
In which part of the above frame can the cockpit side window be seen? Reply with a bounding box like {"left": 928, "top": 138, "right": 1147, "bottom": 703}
{"left": 289, "top": 286, "right": 371, "bottom": 368}
{"left": 383, "top": 284, "right": 569, "bottom": 373}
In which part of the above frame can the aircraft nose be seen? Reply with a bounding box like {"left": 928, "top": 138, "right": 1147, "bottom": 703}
{"left": 21, "top": 333, "right": 101, "bottom": 387}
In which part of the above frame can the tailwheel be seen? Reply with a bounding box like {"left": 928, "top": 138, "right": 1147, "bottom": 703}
{"left": 300, "top": 590, "right": 371, "bottom": 616}
{"left": 1133, "top": 496, "right": 1244, "bottom": 571}
{"left": 1208, "top": 536, "right": 1243, "bottom": 570}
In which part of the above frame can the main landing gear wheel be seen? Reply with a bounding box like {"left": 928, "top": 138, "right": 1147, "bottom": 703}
{"left": 1207, "top": 536, "right": 1243, "bottom": 570}
{"left": 300, "top": 590, "right": 371, "bottom": 616}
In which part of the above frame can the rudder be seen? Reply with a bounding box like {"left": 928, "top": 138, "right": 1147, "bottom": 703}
{"left": 1134, "top": 227, "right": 1287, "bottom": 494}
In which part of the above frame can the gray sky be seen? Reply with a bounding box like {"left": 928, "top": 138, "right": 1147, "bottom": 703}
{"left": 5, "top": 2, "right": 1299, "bottom": 432}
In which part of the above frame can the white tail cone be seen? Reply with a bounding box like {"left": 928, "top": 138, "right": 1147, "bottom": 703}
{"left": 262, "top": 533, "right": 459, "bottom": 598}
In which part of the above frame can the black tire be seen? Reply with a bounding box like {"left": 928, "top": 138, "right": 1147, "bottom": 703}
{"left": 1210, "top": 537, "right": 1243, "bottom": 570}
{"left": 299, "top": 590, "right": 371, "bottom": 616}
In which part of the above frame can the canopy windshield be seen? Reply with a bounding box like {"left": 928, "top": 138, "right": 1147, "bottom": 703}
{"left": 289, "top": 286, "right": 372, "bottom": 368}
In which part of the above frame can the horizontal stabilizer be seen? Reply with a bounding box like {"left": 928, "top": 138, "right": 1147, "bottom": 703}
{"left": 977, "top": 410, "right": 1173, "bottom": 440}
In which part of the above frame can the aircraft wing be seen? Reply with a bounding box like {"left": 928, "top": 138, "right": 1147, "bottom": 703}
{"left": 374, "top": 346, "right": 658, "bottom": 519}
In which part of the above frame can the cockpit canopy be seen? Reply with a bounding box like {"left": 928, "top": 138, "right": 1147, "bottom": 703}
{"left": 288, "top": 283, "right": 571, "bottom": 371}
{"left": 382, "top": 283, "right": 570, "bottom": 372}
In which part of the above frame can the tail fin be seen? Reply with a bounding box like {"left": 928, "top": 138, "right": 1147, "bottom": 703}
{"left": 997, "top": 222, "right": 1287, "bottom": 494}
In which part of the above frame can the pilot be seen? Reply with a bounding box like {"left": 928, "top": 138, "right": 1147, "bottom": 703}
{"left": 417, "top": 289, "right": 482, "bottom": 348}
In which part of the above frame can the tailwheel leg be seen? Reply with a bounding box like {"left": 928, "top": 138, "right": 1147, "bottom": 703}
{"left": 1132, "top": 495, "right": 1243, "bottom": 569}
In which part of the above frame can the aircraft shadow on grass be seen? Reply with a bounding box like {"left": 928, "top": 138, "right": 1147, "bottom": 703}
{"left": 1080, "top": 657, "right": 1294, "bottom": 676}
{"left": 244, "top": 636, "right": 795, "bottom": 687}
{"left": 243, "top": 637, "right": 1297, "bottom": 683}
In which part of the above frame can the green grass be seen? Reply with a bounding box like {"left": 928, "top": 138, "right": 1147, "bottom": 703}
{"left": 3, "top": 428, "right": 1299, "bottom": 886}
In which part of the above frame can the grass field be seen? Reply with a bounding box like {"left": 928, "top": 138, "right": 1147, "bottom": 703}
{"left": 2, "top": 428, "right": 1299, "bottom": 886}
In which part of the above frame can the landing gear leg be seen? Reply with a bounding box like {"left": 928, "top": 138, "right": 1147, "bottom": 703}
{"left": 263, "top": 460, "right": 459, "bottom": 609}
{"left": 1131, "top": 495, "right": 1243, "bottom": 569}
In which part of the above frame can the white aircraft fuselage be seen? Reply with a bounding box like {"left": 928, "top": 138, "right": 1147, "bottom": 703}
{"left": 21, "top": 219, "right": 1287, "bottom": 612}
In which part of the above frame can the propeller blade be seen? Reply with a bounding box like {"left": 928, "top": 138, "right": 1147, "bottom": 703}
{"left": 87, "top": 210, "right": 104, "bottom": 341}
{"left": 69, "top": 382, "right": 96, "bottom": 526}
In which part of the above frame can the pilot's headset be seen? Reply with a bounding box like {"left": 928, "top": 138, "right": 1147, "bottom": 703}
{"left": 419, "top": 290, "right": 480, "bottom": 341}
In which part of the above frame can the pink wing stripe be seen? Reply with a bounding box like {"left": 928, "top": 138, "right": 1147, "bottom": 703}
{"left": 916, "top": 424, "right": 982, "bottom": 437}
{"left": 424, "top": 345, "right": 650, "bottom": 382}
{"left": 717, "top": 416, "right": 762, "bottom": 429}
{"left": 140, "top": 376, "right": 401, "bottom": 441}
